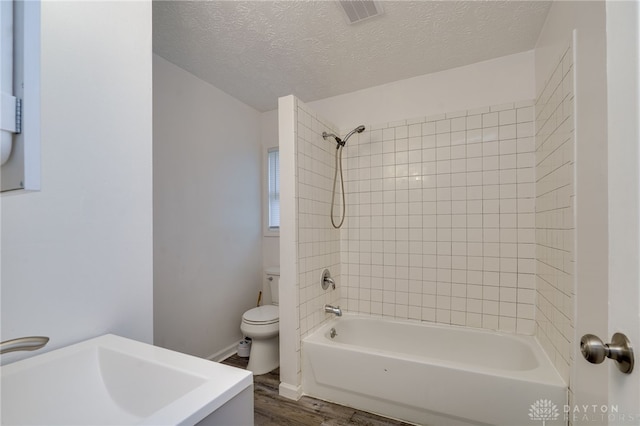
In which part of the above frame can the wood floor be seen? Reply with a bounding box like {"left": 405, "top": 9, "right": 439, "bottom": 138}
{"left": 221, "top": 354, "right": 413, "bottom": 426}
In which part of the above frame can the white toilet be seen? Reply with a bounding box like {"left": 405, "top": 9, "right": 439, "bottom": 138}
{"left": 241, "top": 267, "right": 279, "bottom": 375}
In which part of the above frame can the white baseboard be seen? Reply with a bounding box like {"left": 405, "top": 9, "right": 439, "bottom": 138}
{"left": 279, "top": 382, "right": 303, "bottom": 400}
{"left": 207, "top": 342, "right": 239, "bottom": 362}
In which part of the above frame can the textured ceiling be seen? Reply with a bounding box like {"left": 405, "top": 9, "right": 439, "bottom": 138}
{"left": 153, "top": 1, "right": 551, "bottom": 112}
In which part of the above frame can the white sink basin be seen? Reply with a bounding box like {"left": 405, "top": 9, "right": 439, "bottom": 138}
{"left": 0, "top": 334, "right": 253, "bottom": 425}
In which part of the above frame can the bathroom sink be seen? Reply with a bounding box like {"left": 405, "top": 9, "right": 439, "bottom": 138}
{"left": 0, "top": 334, "right": 253, "bottom": 425}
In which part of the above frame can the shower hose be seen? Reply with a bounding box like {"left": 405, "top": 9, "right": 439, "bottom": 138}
{"left": 330, "top": 145, "right": 346, "bottom": 229}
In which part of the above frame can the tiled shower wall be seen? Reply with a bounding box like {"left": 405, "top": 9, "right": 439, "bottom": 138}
{"left": 534, "top": 43, "right": 575, "bottom": 383}
{"left": 295, "top": 100, "right": 342, "bottom": 339}
{"left": 283, "top": 98, "right": 343, "bottom": 390}
{"left": 339, "top": 101, "right": 538, "bottom": 334}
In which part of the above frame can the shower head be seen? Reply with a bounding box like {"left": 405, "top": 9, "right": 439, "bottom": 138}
{"left": 322, "top": 125, "right": 366, "bottom": 148}
{"left": 344, "top": 124, "right": 365, "bottom": 139}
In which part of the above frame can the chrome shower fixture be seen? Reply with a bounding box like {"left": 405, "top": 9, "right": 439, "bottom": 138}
{"left": 322, "top": 125, "right": 365, "bottom": 148}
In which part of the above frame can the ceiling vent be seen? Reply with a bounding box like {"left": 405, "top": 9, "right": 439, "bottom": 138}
{"left": 337, "top": 1, "right": 384, "bottom": 25}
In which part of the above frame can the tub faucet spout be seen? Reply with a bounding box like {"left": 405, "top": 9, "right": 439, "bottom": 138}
{"left": 324, "top": 304, "right": 342, "bottom": 316}
{"left": 0, "top": 336, "right": 49, "bottom": 355}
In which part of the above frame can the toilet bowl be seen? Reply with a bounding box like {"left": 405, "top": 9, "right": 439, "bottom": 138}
{"left": 241, "top": 267, "right": 279, "bottom": 375}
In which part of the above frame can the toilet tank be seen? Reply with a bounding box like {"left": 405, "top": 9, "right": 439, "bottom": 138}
{"left": 265, "top": 267, "right": 280, "bottom": 305}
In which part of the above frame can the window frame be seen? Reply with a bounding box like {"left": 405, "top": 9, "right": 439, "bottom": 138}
{"left": 1, "top": 0, "right": 41, "bottom": 193}
{"left": 263, "top": 146, "right": 280, "bottom": 236}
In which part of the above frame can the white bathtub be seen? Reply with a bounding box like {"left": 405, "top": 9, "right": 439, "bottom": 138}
{"left": 302, "top": 315, "right": 566, "bottom": 425}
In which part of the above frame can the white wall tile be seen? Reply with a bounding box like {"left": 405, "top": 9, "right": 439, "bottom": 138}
{"left": 331, "top": 100, "right": 537, "bottom": 333}
{"left": 534, "top": 44, "right": 575, "bottom": 378}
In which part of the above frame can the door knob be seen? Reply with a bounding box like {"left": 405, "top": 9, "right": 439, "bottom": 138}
{"left": 580, "top": 332, "right": 634, "bottom": 374}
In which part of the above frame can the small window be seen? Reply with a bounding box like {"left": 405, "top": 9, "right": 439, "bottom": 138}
{"left": 267, "top": 148, "right": 280, "bottom": 230}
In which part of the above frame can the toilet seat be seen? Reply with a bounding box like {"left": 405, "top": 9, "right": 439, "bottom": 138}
{"left": 242, "top": 305, "right": 279, "bottom": 325}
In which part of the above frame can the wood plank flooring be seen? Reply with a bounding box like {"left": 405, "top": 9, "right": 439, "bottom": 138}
{"left": 221, "top": 354, "right": 413, "bottom": 426}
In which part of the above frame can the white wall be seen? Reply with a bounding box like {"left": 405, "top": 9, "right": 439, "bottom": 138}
{"left": 534, "top": 0, "right": 608, "bottom": 416}
{"left": 277, "top": 95, "right": 299, "bottom": 398}
{"left": 309, "top": 50, "right": 535, "bottom": 131}
{"left": 153, "top": 55, "right": 263, "bottom": 360}
{"left": 606, "top": 0, "right": 640, "bottom": 416}
{"left": 0, "top": 1, "right": 153, "bottom": 362}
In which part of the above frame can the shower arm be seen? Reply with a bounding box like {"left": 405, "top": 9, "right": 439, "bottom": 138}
{"left": 322, "top": 132, "right": 344, "bottom": 148}
{"left": 322, "top": 126, "right": 365, "bottom": 149}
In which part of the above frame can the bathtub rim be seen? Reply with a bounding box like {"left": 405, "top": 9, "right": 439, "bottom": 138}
{"left": 303, "top": 313, "right": 567, "bottom": 388}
